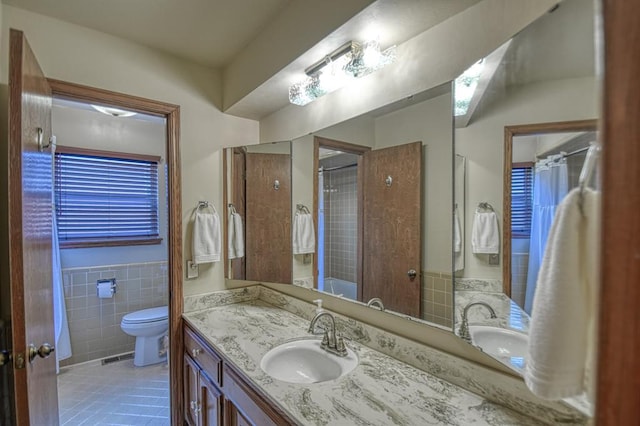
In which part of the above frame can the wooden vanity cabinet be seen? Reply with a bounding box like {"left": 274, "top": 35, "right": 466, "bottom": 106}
{"left": 184, "top": 326, "right": 224, "bottom": 426}
{"left": 183, "top": 324, "right": 293, "bottom": 426}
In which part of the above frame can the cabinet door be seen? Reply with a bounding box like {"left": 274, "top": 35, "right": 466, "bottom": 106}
{"left": 199, "top": 372, "right": 223, "bottom": 426}
{"left": 225, "top": 399, "right": 252, "bottom": 426}
{"left": 184, "top": 354, "right": 201, "bottom": 426}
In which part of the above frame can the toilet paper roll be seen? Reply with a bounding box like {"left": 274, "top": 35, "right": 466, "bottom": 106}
{"left": 97, "top": 281, "right": 114, "bottom": 298}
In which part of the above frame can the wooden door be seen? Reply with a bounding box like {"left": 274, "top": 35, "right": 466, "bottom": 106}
{"left": 245, "top": 153, "right": 291, "bottom": 283}
{"left": 6, "top": 29, "right": 58, "bottom": 425}
{"left": 184, "top": 354, "right": 200, "bottom": 426}
{"left": 363, "top": 142, "right": 422, "bottom": 317}
{"left": 596, "top": 0, "right": 640, "bottom": 423}
{"left": 231, "top": 148, "right": 246, "bottom": 280}
{"left": 199, "top": 372, "right": 223, "bottom": 426}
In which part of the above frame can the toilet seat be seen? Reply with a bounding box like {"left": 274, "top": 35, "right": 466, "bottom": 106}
{"left": 122, "top": 306, "right": 168, "bottom": 325}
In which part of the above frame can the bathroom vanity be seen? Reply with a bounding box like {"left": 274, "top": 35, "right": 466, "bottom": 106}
{"left": 183, "top": 324, "right": 294, "bottom": 425}
{"left": 182, "top": 286, "right": 587, "bottom": 426}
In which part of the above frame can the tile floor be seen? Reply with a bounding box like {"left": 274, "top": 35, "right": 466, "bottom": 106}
{"left": 57, "top": 357, "right": 170, "bottom": 426}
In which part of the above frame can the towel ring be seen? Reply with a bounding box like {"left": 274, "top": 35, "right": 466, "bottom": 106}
{"left": 477, "top": 202, "right": 494, "bottom": 212}
{"left": 196, "top": 201, "right": 216, "bottom": 213}
{"left": 296, "top": 203, "right": 311, "bottom": 214}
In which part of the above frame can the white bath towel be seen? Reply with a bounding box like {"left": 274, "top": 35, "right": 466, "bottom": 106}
{"left": 228, "top": 212, "right": 245, "bottom": 259}
{"left": 192, "top": 208, "right": 221, "bottom": 264}
{"left": 471, "top": 210, "right": 499, "bottom": 254}
{"left": 292, "top": 212, "right": 315, "bottom": 255}
{"left": 524, "top": 187, "right": 600, "bottom": 402}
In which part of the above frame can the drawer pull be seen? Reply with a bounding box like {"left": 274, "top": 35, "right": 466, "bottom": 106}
{"left": 192, "top": 348, "right": 202, "bottom": 357}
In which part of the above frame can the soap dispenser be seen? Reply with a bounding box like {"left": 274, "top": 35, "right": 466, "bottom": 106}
{"left": 313, "top": 299, "right": 324, "bottom": 314}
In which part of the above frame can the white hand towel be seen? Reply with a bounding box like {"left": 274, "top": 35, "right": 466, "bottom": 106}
{"left": 192, "top": 209, "right": 221, "bottom": 264}
{"left": 228, "top": 212, "right": 244, "bottom": 259}
{"left": 292, "top": 212, "right": 315, "bottom": 255}
{"left": 453, "top": 208, "right": 464, "bottom": 272}
{"left": 453, "top": 208, "right": 462, "bottom": 253}
{"left": 471, "top": 210, "right": 499, "bottom": 254}
{"left": 524, "top": 188, "right": 600, "bottom": 401}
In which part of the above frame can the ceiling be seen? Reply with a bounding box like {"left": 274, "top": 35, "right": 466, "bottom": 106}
{"left": 2, "top": 0, "right": 291, "bottom": 68}
{"left": 503, "top": 0, "right": 595, "bottom": 86}
{"left": 3, "top": 0, "right": 481, "bottom": 118}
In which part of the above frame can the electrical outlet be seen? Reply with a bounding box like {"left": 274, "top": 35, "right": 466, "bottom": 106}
{"left": 187, "top": 261, "right": 199, "bottom": 279}
{"left": 488, "top": 254, "right": 500, "bottom": 266}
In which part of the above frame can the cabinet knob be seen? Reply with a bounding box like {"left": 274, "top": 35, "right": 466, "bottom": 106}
{"left": 191, "top": 348, "right": 201, "bottom": 357}
{"left": 190, "top": 400, "right": 201, "bottom": 413}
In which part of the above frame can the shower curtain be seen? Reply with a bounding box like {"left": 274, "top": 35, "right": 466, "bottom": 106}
{"left": 52, "top": 146, "right": 72, "bottom": 372}
{"left": 524, "top": 155, "right": 568, "bottom": 314}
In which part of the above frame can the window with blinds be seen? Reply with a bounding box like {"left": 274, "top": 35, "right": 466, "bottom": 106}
{"left": 511, "top": 163, "right": 534, "bottom": 238}
{"left": 54, "top": 146, "right": 161, "bottom": 248}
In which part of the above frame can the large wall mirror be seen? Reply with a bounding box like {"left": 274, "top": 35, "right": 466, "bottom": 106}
{"left": 223, "top": 0, "right": 599, "bottom": 380}
{"left": 453, "top": 0, "right": 599, "bottom": 375}
{"left": 224, "top": 83, "right": 454, "bottom": 327}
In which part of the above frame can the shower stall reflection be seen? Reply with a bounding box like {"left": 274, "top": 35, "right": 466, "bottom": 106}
{"left": 317, "top": 150, "right": 359, "bottom": 300}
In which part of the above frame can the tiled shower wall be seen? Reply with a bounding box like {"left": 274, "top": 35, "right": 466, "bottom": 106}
{"left": 323, "top": 166, "right": 358, "bottom": 283}
{"left": 422, "top": 271, "right": 453, "bottom": 328}
{"left": 61, "top": 261, "right": 168, "bottom": 366}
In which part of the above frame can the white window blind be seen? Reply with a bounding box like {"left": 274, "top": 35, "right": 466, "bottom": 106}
{"left": 54, "top": 147, "right": 160, "bottom": 247}
{"left": 511, "top": 164, "right": 534, "bottom": 238}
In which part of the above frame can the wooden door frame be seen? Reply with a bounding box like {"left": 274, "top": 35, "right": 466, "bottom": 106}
{"left": 502, "top": 119, "right": 597, "bottom": 297}
{"left": 596, "top": 0, "right": 640, "bottom": 423}
{"left": 46, "top": 80, "right": 183, "bottom": 425}
{"left": 313, "top": 137, "right": 370, "bottom": 300}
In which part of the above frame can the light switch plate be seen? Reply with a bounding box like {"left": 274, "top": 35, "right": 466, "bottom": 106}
{"left": 488, "top": 254, "right": 500, "bottom": 266}
{"left": 187, "top": 261, "right": 199, "bottom": 279}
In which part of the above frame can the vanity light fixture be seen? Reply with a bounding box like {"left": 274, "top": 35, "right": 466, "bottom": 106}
{"left": 91, "top": 105, "right": 137, "bottom": 118}
{"left": 289, "top": 40, "right": 396, "bottom": 106}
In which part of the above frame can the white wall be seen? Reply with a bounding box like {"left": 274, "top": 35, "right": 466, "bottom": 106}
{"left": 291, "top": 137, "right": 314, "bottom": 281}
{"left": 52, "top": 105, "right": 168, "bottom": 268}
{"left": 374, "top": 92, "right": 453, "bottom": 273}
{"left": 1, "top": 6, "right": 259, "bottom": 296}
{"left": 455, "top": 76, "right": 598, "bottom": 279}
{"left": 260, "top": 0, "right": 556, "bottom": 143}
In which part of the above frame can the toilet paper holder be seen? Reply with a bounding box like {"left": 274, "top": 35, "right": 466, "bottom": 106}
{"left": 97, "top": 278, "right": 117, "bottom": 297}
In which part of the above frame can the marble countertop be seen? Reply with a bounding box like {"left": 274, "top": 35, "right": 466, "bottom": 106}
{"left": 184, "top": 298, "right": 543, "bottom": 426}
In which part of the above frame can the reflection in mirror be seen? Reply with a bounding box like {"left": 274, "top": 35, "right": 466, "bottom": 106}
{"left": 453, "top": 0, "right": 599, "bottom": 376}
{"left": 314, "top": 139, "right": 368, "bottom": 302}
{"left": 291, "top": 82, "right": 453, "bottom": 326}
{"left": 505, "top": 121, "right": 597, "bottom": 313}
{"left": 224, "top": 141, "right": 292, "bottom": 283}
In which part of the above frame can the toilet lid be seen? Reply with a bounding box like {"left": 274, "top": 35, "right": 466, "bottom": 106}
{"left": 122, "top": 306, "right": 168, "bottom": 324}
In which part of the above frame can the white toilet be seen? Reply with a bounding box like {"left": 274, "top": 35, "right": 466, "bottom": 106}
{"left": 120, "top": 306, "right": 169, "bottom": 367}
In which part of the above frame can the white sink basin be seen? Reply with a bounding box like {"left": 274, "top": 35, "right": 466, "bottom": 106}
{"left": 469, "top": 325, "right": 528, "bottom": 359}
{"left": 260, "top": 338, "right": 358, "bottom": 384}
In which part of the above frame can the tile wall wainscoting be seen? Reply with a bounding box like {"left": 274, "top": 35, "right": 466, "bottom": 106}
{"left": 422, "top": 271, "right": 454, "bottom": 327}
{"left": 61, "top": 261, "right": 168, "bottom": 366}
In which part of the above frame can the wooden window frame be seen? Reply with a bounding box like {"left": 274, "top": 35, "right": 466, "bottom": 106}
{"left": 54, "top": 145, "right": 163, "bottom": 248}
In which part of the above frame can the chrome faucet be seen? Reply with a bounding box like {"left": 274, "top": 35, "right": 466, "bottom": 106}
{"left": 366, "top": 298, "right": 385, "bottom": 311}
{"left": 308, "top": 311, "right": 348, "bottom": 357}
{"left": 458, "top": 302, "right": 497, "bottom": 343}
